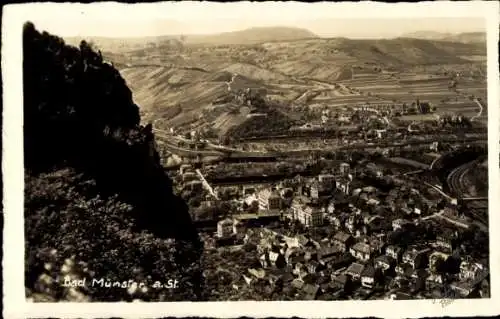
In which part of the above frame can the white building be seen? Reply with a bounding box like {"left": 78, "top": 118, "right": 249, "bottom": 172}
{"left": 258, "top": 189, "right": 282, "bottom": 211}
{"left": 217, "top": 218, "right": 234, "bottom": 238}
{"left": 350, "top": 242, "right": 372, "bottom": 262}
{"left": 292, "top": 204, "right": 323, "bottom": 228}
{"left": 459, "top": 260, "right": 485, "bottom": 281}
{"left": 392, "top": 219, "right": 411, "bottom": 231}
{"left": 336, "top": 179, "right": 351, "bottom": 195}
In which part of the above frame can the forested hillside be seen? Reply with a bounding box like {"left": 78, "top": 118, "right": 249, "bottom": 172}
{"left": 23, "top": 22, "right": 203, "bottom": 301}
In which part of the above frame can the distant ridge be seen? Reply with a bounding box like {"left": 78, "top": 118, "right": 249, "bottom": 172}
{"left": 401, "top": 31, "right": 486, "bottom": 44}
{"left": 182, "top": 26, "right": 319, "bottom": 45}
{"left": 402, "top": 31, "right": 454, "bottom": 40}
{"left": 442, "top": 32, "right": 486, "bottom": 44}
{"left": 65, "top": 26, "right": 319, "bottom": 51}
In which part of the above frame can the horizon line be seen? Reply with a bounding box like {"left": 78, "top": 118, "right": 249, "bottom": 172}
{"left": 49, "top": 25, "right": 485, "bottom": 40}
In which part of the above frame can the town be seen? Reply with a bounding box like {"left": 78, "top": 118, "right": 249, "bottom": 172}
{"left": 159, "top": 88, "right": 489, "bottom": 301}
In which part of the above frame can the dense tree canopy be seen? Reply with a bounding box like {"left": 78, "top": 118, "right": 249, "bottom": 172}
{"left": 25, "top": 169, "right": 203, "bottom": 301}
{"left": 23, "top": 22, "right": 203, "bottom": 301}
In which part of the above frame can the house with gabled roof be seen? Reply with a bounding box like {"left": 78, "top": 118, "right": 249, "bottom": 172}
{"left": 330, "top": 213, "right": 348, "bottom": 230}
{"left": 361, "top": 265, "right": 379, "bottom": 289}
{"left": 435, "top": 232, "right": 455, "bottom": 253}
{"left": 268, "top": 251, "right": 286, "bottom": 269}
{"left": 426, "top": 273, "right": 445, "bottom": 288}
{"left": 385, "top": 245, "right": 403, "bottom": 262}
{"left": 331, "top": 274, "right": 351, "bottom": 293}
{"left": 350, "top": 242, "right": 372, "bottom": 262}
{"left": 333, "top": 232, "right": 355, "bottom": 252}
{"left": 346, "top": 262, "right": 365, "bottom": 281}
{"left": 319, "top": 246, "right": 339, "bottom": 260}
{"left": 395, "top": 263, "right": 414, "bottom": 278}
{"left": 375, "top": 255, "right": 395, "bottom": 272}
{"left": 403, "top": 247, "right": 430, "bottom": 270}
{"left": 291, "top": 278, "right": 305, "bottom": 290}
{"left": 296, "top": 234, "right": 312, "bottom": 247}
{"left": 459, "top": 259, "right": 485, "bottom": 282}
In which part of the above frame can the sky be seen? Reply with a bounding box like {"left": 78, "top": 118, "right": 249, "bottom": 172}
{"left": 30, "top": 17, "right": 486, "bottom": 40}
{"left": 18, "top": 2, "right": 487, "bottom": 39}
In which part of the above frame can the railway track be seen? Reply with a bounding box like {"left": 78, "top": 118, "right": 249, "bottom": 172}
{"left": 153, "top": 124, "right": 486, "bottom": 161}
{"left": 235, "top": 129, "right": 486, "bottom": 143}
{"left": 446, "top": 159, "right": 489, "bottom": 230}
{"left": 446, "top": 160, "right": 479, "bottom": 197}
{"left": 158, "top": 136, "right": 486, "bottom": 160}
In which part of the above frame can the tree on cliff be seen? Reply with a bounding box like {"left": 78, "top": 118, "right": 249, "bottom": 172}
{"left": 23, "top": 22, "right": 204, "bottom": 301}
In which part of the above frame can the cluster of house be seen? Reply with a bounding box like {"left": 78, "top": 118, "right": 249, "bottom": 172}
{"left": 208, "top": 159, "right": 452, "bottom": 242}
{"left": 241, "top": 162, "right": 442, "bottom": 228}
{"left": 207, "top": 159, "right": 488, "bottom": 300}
{"left": 234, "top": 225, "right": 488, "bottom": 300}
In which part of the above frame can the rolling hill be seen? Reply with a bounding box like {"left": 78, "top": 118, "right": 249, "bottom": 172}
{"left": 65, "top": 26, "right": 318, "bottom": 53}
{"left": 443, "top": 32, "right": 486, "bottom": 44}
{"left": 402, "top": 31, "right": 486, "bottom": 44}
{"left": 109, "top": 35, "right": 486, "bottom": 136}
{"left": 181, "top": 26, "right": 318, "bottom": 45}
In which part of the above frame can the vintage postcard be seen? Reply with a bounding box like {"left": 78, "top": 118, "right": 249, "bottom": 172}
{"left": 2, "top": 1, "right": 500, "bottom": 318}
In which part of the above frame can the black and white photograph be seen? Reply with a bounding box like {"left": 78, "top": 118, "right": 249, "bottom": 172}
{"left": 2, "top": 1, "right": 500, "bottom": 318}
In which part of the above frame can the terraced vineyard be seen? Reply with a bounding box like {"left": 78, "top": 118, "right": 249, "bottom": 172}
{"left": 102, "top": 28, "right": 487, "bottom": 136}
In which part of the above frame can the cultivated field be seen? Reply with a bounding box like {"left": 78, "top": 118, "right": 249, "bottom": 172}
{"left": 94, "top": 27, "right": 487, "bottom": 134}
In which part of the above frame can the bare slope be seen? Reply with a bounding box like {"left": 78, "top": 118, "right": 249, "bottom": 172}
{"left": 120, "top": 66, "right": 228, "bottom": 123}
{"left": 116, "top": 36, "right": 485, "bottom": 134}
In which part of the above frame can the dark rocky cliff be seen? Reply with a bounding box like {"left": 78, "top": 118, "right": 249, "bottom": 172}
{"left": 23, "top": 22, "right": 203, "bottom": 301}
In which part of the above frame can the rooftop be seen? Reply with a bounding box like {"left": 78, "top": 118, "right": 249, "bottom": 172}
{"left": 320, "top": 246, "right": 340, "bottom": 257}
{"left": 346, "top": 262, "right": 365, "bottom": 276}
{"left": 333, "top": 232, "right": 352, "bottom": 243}
{"left": 218, "top": 218, "right": 234, "bottom": 225}
{"left": 333, "top": 274, "right": 349, "bottom": 285}
{"left": 351, "top": 242, "right": 371, "bottom": 254}
{"left": 375, "top": 255, "right": 393, "bottom": 264}
{"left": 361, "top": 265, "right": 376, "bottom": 277}
{"left": 386, "top": 245, "right": 402, "bottom": 253}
